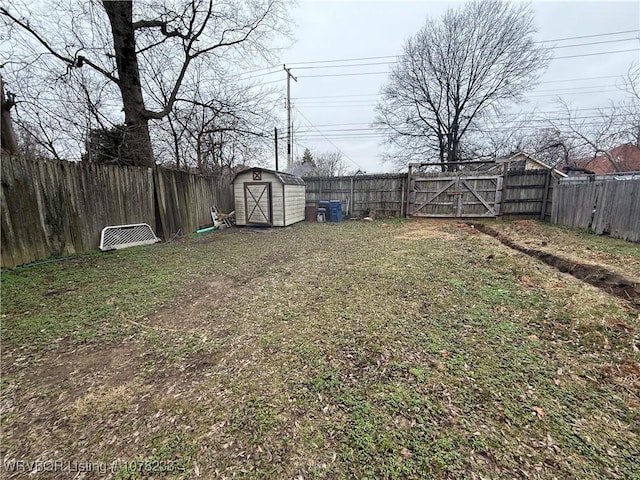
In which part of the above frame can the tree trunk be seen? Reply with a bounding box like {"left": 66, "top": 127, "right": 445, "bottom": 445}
{"left": 1, "top": 76, "right": 19, "bottom": 155}
{"left": 102, "top": 1, "right": 155, "bottom": 168}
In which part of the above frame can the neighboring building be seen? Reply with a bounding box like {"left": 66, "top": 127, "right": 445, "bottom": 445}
{"left": 472, "top": 151, "right": 565, "bottom": 175}
{"left": 571, "top": 143, "right": 640, "bottom": 175}
{"left": 289, "top": 159, "right": 316, "bottom": 178}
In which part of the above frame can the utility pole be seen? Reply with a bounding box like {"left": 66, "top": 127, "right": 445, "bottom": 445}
{"left": 274, "top": 126, "right": 279, "bottom": 171}
{"left": 283, "top": 64, "right": 297, "bottom": 171}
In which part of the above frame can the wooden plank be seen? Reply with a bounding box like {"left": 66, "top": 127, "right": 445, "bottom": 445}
{"left": 412, "top": 180, "right": 456, "bottom": 214}
{"left": 461, "top": 180, "right": 497, "bottom": 215}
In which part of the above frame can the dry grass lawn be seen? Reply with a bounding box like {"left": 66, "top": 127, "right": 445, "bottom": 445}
{"left": 1, "top": 219, "right": 639, "bottom": 479}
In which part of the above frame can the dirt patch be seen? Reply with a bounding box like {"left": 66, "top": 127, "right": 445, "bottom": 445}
{"left": 601, "top": 361, "right": 640, "bottom": 408}
{"left": 21, "top": 341, "right": 149, "bottom": 402}
{"left": 141, "top": 275, "right": 245, "bottom": 331}
{"left": 395, "top": 219, "right": 457, "bottom": 240}
{"left": 472, "top": 223, "right": 640, "bottom": 308}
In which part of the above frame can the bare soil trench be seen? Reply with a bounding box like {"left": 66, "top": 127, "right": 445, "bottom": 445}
{"left": 472, "top": 223, "right": 640, "bottom": 308}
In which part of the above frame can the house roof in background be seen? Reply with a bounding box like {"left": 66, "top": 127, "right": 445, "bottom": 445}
{"left": 475, "top": 151, "right": 566, "bottom": 176}
{"left": 582, "top": 143, "right": 640, "bottom": 174}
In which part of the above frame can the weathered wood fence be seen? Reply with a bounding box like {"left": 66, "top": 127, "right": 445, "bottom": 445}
{"left": 1, "top": 156, "right": 233, "bottom": 268}
{"left": 154, "top": 167, "right": 233, "bottom": 239}
{"left": 304, "top": 171, "right": 556, "bottom": 219}
{"left": 501, "top": 170, "right": 556, "bottom": 220}
{"left": 5, "top": 155, "right": 636, "bottom": 268}
{"left": 551, "top": 174, "right": 640, "bottom": 242}
{"left": 304, "top": 174, "right": 407, "bottom": 217}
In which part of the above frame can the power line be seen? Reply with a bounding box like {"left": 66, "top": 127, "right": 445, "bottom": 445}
{"left": 294, "top": 85, "right": 623, "bottom": 106}
{"left": 553, "top": 48, "right": 639, "bottom": 60}
{"left": 297, "top": 123, "right": 624, "bottom": 139}
{"left": 295, "top": 48, "right": 639, "bottom": 79}
{"left": 283, "top": 30, "right": 639, "bottom": 66}
{"left": 294, "top": 106, "right": 364, "bottom": 171}
{"left": 291, "top": 76, "right": 627, "bottom": 101}
{"left": 213, "top": 30, "right": 640, "bottom": 83}
{"left": 295, "top": 88, "right": 623, "bottom": 107}
{"left": 539, "top": 29, "right": 640, "bottom": 43}
{"left": 538, "top": 74, "right": 624, "bottom": 84}
{"left": 546, "top": 37, "right": 639, "bottom": 49}
{"left": 300, "top": 115, "right": 628, "bottom": 132}
{"left": 299, "top": 71, "right": 389, "bottom": 79}
{"left": 291, "top": 38, "right": 639, "bottom": 71}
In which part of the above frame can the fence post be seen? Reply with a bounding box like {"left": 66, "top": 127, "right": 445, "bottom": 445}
{"left": 540, "top": 169, "right": 551, "bottom": 220}
{"left": 405, "top": 165, "right": 412, "bottom": 218}
{"left": 400, "top": 175, "right": 406, "bottom": 217}
{"left": 499, "top": 162, "right": 509, "bottom": 218}
{"left": 350, "top": 176, "right": 354, "bottom": 218}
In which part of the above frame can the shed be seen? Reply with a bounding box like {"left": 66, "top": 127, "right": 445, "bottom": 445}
{"left": 233, "top": 167, "right": 306, "bottom": 226}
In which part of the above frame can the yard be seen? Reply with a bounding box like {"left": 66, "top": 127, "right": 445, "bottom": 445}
{"left": 1, "top": 219, "right": 639, "bottom": 479}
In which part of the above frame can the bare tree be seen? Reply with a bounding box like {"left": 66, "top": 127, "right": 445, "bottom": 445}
{"left": 550, "top": 99, "right": 631, "bottom": 171}
{"left": 290, "top": 149, "right": 346, "bottom": 177}
{"left": 152, "top": 63, "right": 279, "bottom": 171}
{"left": 529, "top": 64, "right": 638, "bottom": 173}
{"left": 314, "top": 151, "right": 346, "bottom": 176}
{"left": 614, "top": 63, "right": 640, "bottom": 147}
{"left": 1, "top": 0, "right": 289, "bottom": 167}
{"left": 375, "top": 0, "right": 550, "bottom": 171}
{"left": 1, "top": 75, "right": 19, "bottom": 155}
{"left": 519, "top": 127, "right": 580, "bottom": 167}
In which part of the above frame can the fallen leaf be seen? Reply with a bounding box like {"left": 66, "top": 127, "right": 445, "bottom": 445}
{"left": 532, "top": 406, "right": 545, "bottom": 419}
{"left": 400, "top": 447, "right": 412, "bottom": 458}
{"left": 441, "top": 350, "right": 451, "bottom": 357}
{"left": 546, "top": 433, "right": 555, "bottom": 447}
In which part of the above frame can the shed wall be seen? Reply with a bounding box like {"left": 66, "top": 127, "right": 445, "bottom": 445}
{"left": 283, "top": 185, "right": 306, "bottom": 226}
{"left": 234, "top": 183, "right": 246, "bottom": 225}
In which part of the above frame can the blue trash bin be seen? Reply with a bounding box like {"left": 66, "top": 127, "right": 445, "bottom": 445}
{"left": 328, "top": 201, "right": 342, "bottom": 222}
{"left": 318, "top": 200, "right": 343, "bottom": 222}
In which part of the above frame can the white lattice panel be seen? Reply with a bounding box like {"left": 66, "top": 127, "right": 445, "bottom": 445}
{"left": 99, "top": 223, "right": 160, "bottom": 251}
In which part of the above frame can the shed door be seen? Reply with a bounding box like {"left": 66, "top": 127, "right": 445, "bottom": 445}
{"left": 244, "top": 183, "right": 272, "bottom": 225}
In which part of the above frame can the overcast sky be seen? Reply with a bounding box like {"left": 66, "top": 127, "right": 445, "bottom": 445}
{"left": 262, "top": 0, "right": 640, "bottom": 173}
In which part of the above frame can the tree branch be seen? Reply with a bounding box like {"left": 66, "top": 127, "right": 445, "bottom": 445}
{"left": 1, "top": 7, "right": 119, "bottom": 84}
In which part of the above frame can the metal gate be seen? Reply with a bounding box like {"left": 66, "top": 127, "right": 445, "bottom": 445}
{"left": 409, "top": 174, "right": 503, "bottom": 217}
{"left": 244, "top": 182, "right": 272, "bottom": 225}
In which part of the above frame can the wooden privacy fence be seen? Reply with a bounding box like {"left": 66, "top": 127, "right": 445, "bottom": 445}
{"left": 154, "top": 167, "right": 234, "bottom": 240}
{"left": 1, "top": 156, "right": 233, "bottom": 268}
{"left": 305, "top": 171, "right": 556, "bottom": 220}
{"left": 304, "top": 174, "right": 407, "bottom": 217}
{"left": 501, "top": 170, "right": 555, "bottom": 220}
{"left": 551, "top": 174, "right": 640, "bottom": 242}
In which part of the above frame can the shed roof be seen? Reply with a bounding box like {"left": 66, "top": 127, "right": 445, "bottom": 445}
{"left": 232, "top": 167, "right": 305, "bottom": 185}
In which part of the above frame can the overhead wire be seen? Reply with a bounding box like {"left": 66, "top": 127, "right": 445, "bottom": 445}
{"left": 290, "top": 38, "right": 639, "bottom": 71}
{"left": 295, "top": 48, "right": 639, "bottom": 79}
{"left": 281, "top": 29, "right": 639, "bottom": 66}
{"left": 208, "top": 29, "right": 640, "bottom": 82}
{"left": 293, "top": 106, "right": 365, "bottom": 171}
{"left": 293, "top": 82, "right": 627, "bottom": 104}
